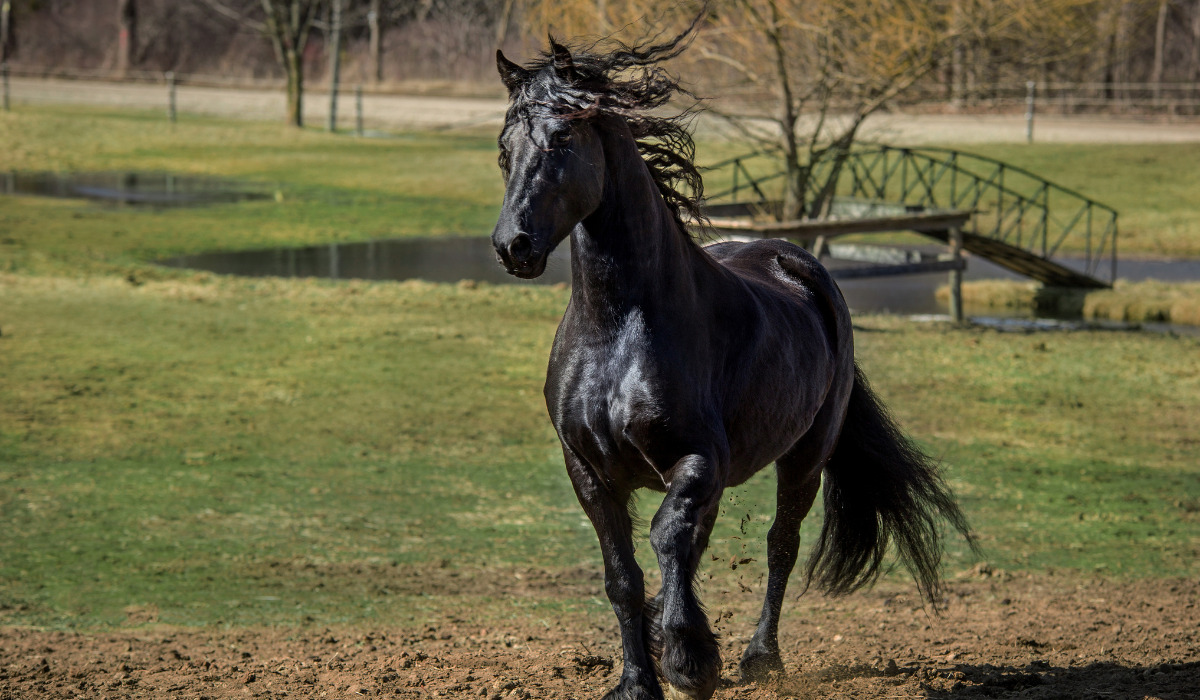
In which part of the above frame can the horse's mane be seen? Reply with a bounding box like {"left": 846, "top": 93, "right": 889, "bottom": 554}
{"left": 504, "top": 21, "right": 706, "bottom": 237}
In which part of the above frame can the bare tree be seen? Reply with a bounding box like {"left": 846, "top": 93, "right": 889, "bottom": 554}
{"left": 697, "top": 0, "right": 953, "bottom": 220}
{"left": 199, "top": 0, "right": 324, "bottom": 126}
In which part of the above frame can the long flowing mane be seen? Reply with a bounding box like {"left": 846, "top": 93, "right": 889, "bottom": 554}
{"left": 502, "top": 22, "right": 707, "bottom": 236}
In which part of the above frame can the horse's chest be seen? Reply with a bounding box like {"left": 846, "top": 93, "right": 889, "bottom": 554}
{"left": 548, "top": 321, "right": 672, "bottom": 474}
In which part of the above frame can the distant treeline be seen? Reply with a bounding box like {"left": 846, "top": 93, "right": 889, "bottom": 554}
{"left": 2, "top": 0, "right": 1199, "bottom": 105}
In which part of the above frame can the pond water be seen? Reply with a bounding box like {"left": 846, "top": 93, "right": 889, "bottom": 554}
{"left": 158, "top": 236, "right": 1200, "bottom": 320}
{"left": 1, "top": 171, "right": 271, "bottom": 206}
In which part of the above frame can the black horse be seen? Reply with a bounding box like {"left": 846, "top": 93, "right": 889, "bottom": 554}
{"left": 491, "top": 27, "right": 974, "bottom": 700}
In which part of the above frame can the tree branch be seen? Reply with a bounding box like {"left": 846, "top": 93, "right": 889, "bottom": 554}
{"left": 197, "top": 0, "right": 265, "bottom": 32}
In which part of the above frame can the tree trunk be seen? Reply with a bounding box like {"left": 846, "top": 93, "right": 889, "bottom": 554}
{"left": 116, "top": 0, "right": 137, "bottom": 77}
{"left": 1112, "top": 1, "right": 1132, "bottom": 106}
{"left": 368, "top": 0, "right": 381, "bottom": 83}
{"left": 327, "top": 0, "right": 342, "bottom": 131}
{"left": 1, "top": 0, "right": 11, "bottom": 64}
{"left": 286, "top": 46, "right": 303, "bottom": 127}
{"left": 1191, "top": 0, "right": 1200, "bottom": 83}
{"left": 496, "top": 0, "right": 516, "bottom": 48}
{"left": 782, "top": 149, "right": 806, "bottom": 221}
{"left": 1152, "top": 0, "right": 1169, "bottom": 102}
{"left": 949, "top": 0, "right": 965, "bottom": 108}
{"left": 807, "top": 121, "right": 861, "bottom": 220}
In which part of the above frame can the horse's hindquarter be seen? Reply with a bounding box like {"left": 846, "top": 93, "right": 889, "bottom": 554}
{"left": 705, "top": 240, "right": 853, "bottom": 481}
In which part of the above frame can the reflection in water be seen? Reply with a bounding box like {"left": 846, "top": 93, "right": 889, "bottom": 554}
{"left": 158, "top": 236, "right": 1200, "bottom": 318}
{"left": 2, "top": 171, "right": 270, "bottom": 206}
{"left": 160, "top": 237, "right": 574, "bottom": 287}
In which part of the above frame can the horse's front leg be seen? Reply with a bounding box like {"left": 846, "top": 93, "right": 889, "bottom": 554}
{"left": 565, "top": 448, "right": 662, "bottom": 700}
{"left": 650, "top": 453, "right": 725, "bottom": 700}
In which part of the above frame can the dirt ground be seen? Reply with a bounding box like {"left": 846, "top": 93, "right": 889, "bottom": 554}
{"left": 2, "top": 566, "right": 1197, "bottom": 700}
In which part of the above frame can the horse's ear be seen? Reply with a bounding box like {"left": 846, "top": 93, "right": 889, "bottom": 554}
{"left": 496, "top": 50, "right": 528, "bottom": 93}
{"left": 549, "top": 37, "right": 577, "bottom": 82}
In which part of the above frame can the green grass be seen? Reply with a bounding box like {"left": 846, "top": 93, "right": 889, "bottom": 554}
{"left": 1, "top": 106, "right": 1198, "bottom": 631}
{"left": 2, "top": 275, "right": 1197, "bottom": 629}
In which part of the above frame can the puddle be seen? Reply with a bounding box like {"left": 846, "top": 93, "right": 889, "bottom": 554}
{"left": 1, "top": 171, "right": 272, "bottom": 207}
{"left": 157, "top": 236, "right": 1199, "bottom": 333}
{"left": 159, "top": 236, "right": 573, "bottom": 287}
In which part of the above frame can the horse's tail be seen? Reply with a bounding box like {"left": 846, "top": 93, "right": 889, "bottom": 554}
{"left": 804, "top": 363, "right": 977, "bottom": 605}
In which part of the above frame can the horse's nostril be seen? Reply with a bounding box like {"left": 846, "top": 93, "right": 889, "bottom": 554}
{"left": 509, "top": 234, "right": 533, "bottom": 263}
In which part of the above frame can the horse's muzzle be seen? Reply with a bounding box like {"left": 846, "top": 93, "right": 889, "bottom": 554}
{"left": 493, "top": 231, "right": 549, "bottom": 279}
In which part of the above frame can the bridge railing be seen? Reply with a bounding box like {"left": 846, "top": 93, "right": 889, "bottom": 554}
{"left": 701, "top": 151, "right": 786, "bottom": 208}
{"left": 825, "top": 146, "right": 1118, "bottom": 284}
{"left": 702, "top": 145, "right": 1118, "bottom": 286}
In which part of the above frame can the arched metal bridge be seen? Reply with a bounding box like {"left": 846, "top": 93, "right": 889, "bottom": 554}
{"left": 701, "top": 145, "right": 1118, "bottom": 289}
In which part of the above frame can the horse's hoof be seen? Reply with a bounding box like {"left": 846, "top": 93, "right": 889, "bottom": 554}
{"left": 664, "top": 684, "right": 702, "bottom": 700}
{"left": 660, "top": 627, "right": 720, "bottom": 700}
{"left": 738, "top": 649, "right": 784, "bottom": 683}
{"left": 600, "top": 676, "right": 664, "bottom": 700}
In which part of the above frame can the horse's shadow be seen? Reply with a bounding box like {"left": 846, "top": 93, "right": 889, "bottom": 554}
{"left": 732, "top": 659, "right": 1200, "bottom": 698}
{"left": 923, "top": 660, "right": 1200, "bottom": 698}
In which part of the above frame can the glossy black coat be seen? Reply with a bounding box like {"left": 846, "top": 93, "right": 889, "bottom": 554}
{"left": 490, "top": 40, "right": 972, "bottom": 700}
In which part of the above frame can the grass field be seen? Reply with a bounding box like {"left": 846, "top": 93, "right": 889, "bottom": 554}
{"left": 1, "top": 106, "right": 1199, "bottom": 633}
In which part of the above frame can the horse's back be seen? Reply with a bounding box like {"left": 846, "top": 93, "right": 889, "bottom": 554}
{"left": 703, "top": 238, "right": 849, "bottom": 340}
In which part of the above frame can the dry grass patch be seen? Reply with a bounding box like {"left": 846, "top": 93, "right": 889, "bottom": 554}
{"left": 937, "top": 278, "right": 1200, "bottom": 326}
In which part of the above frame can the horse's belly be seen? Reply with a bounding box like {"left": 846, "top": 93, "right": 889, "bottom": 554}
{"left": 721, "top": 323, "right": 838, "bottom": 479}
{"left": 724, "top": 386, "right": 826, "bottom": 480}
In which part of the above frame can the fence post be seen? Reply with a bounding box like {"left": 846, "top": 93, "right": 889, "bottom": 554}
{"left": 355, "top": 85, "right": 364, "bottom": 137}
{"left": 948, "top": 226, "right": 964, "bottom": 324}
{"left": 2, "top": 62, "right": 9, "bottom": 112}
{"left": 1025, "top": 80, "right": 1035, "bottom": 144}
{"left": 166, "top": 71, "right": 176, "bottom": 123}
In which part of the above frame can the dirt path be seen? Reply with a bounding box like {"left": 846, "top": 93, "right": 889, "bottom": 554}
{"left": 3, "top": 569, "right": 1197, "bottom": 699}
{"left": 10, "top": 77, "right": 1200, "bottom": 143}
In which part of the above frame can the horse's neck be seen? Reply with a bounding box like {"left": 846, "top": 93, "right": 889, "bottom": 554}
{"left": 569, "top": 129, "right": 704, "bottom": 323}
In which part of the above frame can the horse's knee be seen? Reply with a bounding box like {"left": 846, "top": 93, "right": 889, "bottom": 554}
{"left": 649, "top": 516, "right": 686, "bottom": 559}
{"left": 604, "top": 571, "right": 644, "bottom": 610}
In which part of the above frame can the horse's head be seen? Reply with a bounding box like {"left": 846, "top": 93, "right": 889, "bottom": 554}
{"left": 490, "top": 25, "right": 705, "bottom": 279}
{"left": 491, "top": 43, "right": 607, "bottom": 279}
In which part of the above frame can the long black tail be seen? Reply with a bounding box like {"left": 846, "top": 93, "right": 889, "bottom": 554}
{"left": 804, "top": 364, "right": 978, "bottom": 605}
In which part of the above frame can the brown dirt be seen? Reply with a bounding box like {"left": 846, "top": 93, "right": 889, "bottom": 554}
{"left": 2, "top": 566, "right": 1197, "bottom": 700}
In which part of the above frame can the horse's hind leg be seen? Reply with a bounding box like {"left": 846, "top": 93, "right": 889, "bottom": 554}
{"left": 738, "top": 449, "right": 823, "bottom": 681}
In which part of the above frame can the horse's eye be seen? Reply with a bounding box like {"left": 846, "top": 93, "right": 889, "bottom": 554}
{"left": 551, "top": 130, "right": 572, "bottom": 147}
